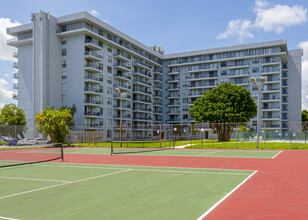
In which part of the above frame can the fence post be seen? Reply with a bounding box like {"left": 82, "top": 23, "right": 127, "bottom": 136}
{"left": 236, "top": 123, "right": 238, "bottom": 149}
{"left": 289, "top": 122, "right": 291, "bottom": 150}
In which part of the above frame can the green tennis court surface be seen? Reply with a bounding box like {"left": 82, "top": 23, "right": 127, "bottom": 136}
{"left": 37, "top": 148, "right": 281, "bottom": 158}
{"left": 0, "top": 163, "right": 254, "bottom": 220}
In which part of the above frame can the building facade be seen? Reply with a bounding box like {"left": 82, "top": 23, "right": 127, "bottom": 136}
{"left": 7, "top": 11, "right": 302, "bottom": 137}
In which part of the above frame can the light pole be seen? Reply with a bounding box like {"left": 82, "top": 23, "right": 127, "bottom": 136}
{"left": 250, "top": 76, "right": 266, "bottom": 149}
{"left": 115, "top": 88, "right": 126, "bottom": 147}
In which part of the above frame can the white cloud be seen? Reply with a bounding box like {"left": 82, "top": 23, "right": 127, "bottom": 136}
{"left": 217, "top": 0, "right": 307, "bottom": 41}
{"left": 254, "top": 0, "right": 307, "bottom": 34}
{"left": 298, "top": 40, "right": 308, "bottom": 110}
{"left": 216, "top": 19, "right": 254, "bottom": 42}
{"left": 0, "top": 18, "right": 21, "bottom": 61}
{"left": 0, "top": 78, "right": 14, "bottom": 108}
{"left": 89, "top": 10, "right": 100, "bottom": 17}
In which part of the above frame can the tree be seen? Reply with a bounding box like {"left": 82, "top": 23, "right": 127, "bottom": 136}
{"left": 189, "top": 82, "right": 257, "bottom": 141}
{"left": 302, "top": 110, "right": 308, "bottom": 131}
{"left": 238, "top": 125, "right": 248, "bottom": 132}
{"left": 0, "top": 104, "right": 26, "bottom": 138}
{"left": 60, "top": 104, "right": 77, "bottom": 128}
{"left": 35, "top": 108, "right": 73, "bottom": 143}
{"left": 173, "top": 125, "right": 185, "bottom": 139}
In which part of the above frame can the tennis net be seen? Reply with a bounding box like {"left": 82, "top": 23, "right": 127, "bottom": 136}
{"left": 111, "top": 139, "right": 175, "bottom": 155}
{"left": 0, "top": 144, "right": 63, "bottom": 168}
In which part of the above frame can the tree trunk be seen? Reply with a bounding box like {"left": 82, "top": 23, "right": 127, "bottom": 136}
{"left": 215, "top": 123, "right": 231, "bottom": 142}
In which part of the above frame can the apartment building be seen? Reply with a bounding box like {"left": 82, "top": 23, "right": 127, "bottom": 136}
{"left": 7, "top": 11, "right": 301, "bottom": 137}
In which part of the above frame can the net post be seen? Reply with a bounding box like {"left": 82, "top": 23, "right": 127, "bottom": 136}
{"left": 289, "top": 122, "right": 291, "bottom": 149}
{"left": 160, "top": 124, "right": 162, "bottom": 148}
{"left": 61, "top": 143, "right": 64, "bottom": 162}
{"left": 169, "top": 124, "right": 171, "bottom": 148}
{"left": 111, "top": 125, "right": 113, "bottom": 155}
{"left": 236, "top": 123, "right": 238, "bottom": 149}
{"left": 190, "top": 124, "right": 192, "bottom": 147}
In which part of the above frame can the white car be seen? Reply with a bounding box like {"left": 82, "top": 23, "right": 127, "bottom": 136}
{"left": 25, "top": 139, "right": 36, "bottom": 145}
{"left": 34, "top": 138, "right": 50, "bottom": 145}
{"left": 17, "top": 138, "right": 30, "bottom": 145}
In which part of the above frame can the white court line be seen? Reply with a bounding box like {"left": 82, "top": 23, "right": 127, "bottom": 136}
{"left": 0, "top": 169, "right": 131, "bottom": 200}
{"left": 41, "top": 164, "right": 251, "bottom": 176}
{"left": 197, "top": 170, "right": 258, "bottom": 220}
{"left": 0, "top": 217, "right": 19, "bottom": 220}
{"left": 271, "top": 150, "right": 283, "bottom": 159}
{"left": 199, "top": 150, "right": 225, "bottom": 156}
{"left": 0, "top": 176, "right": 71, "bottom": 183}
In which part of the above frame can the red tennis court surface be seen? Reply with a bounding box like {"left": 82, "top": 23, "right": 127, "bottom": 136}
{"left": 1, "top": 148, "right": 308, "bottom": 219}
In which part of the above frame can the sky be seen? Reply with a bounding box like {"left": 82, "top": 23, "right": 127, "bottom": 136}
{"left": 0, "top": 0, "right": 308, "bottom": 109}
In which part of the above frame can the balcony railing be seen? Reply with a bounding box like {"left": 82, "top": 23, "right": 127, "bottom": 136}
{"left": 7, "top": 34, "right": 33, "bottom": 43}
{"left": 84, "top": 63, "right": 103, "bottom": 71}
{"left": 84, "top": 39, "right": 103, "bottom": 48}
{"left": 84, "top": 51, "right": 103, "bottom": 59}
{"left": 84, "top": 112, "right": 103, "bottom": 116}
{"left": 13, "top": 83, "right": 18, "bottom": 89}
{"left": 84, "top": 88, "right": 103, "bottom": 93}
{"left": 84, "top": 75, "right": 103, "bottom": 82}
{"left": 84, "top": 100, "right": 103, "bottom": 105}
{"left": 114, "top": 73, "right": 131, "bottom": 80}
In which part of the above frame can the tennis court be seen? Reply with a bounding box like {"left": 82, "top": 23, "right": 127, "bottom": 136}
{"left": 0, "top": 162, "right": 254, "bottom": 220}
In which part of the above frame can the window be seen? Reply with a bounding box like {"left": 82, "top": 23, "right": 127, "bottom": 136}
{"left": 62, "top": 60, "right": 66, "bottom": 68}
{"left": 183, "top": 115, "right": 188, "bottom": 120}
{"left": 61, "top": 83, "right": 67, "bottom": 91}
{"left": 107, "top": 87, "right": 112, "bottom": 94}
{"left": 107, "top": 98, "right": 112, "bottom": 105}
{"left": 182, "top": 74, "right": 188, "bottom": 79}
{"left": 252, "top": 67, "right": 259, "bottom": 73}
{"left": 61, "top": 38, "right": 66, "bottom": 45}
{"left": 182, "top": 82, "right": 188, "bottom": 87}
{"left": 98, "top": 63, "right": 103, "bottom": 70}
{"left": 220, "top": 70, "right": 227, "bottom": 76}
{"left": 62, "top": 49, "right": 67, "bottom": 56}
{"left": 107, "top": 45, "right": 112, "bottom": 53}
{"left": 108, "top": 56, "right": 112, "bottom": 63}
{"left": 107, "top": 108, "right": 112, "bottom": 116}
{"left": 183, "top": 106, "right": 188, "bottom": 111}
{"left": 252, "top": 58, "right": 259, "bottom": 64}
{"left": 107, "top": 119, "right": 112, "bottom": 126}
{"left": 182, "top": 90, "right": 188, "bottom": 95}
{"left": 220, "top": 62, "right": 227, "bottom": 67}
{"left": 61, "top": 95, "right": 66, "bottom": 103}
{"left": 107, "top": 66, "right": 112, "bottom": 73}
{"left": 220, "top": 78, "right": 227, "bottom": 83}
{"left": 107, "top": 77, "right": 112, "bottom": 84}
{"left": 183, "top": 98, "right": 188, "bottom": 103}
{"left": 61, "top": 72, "right": 67, "bottom": 80}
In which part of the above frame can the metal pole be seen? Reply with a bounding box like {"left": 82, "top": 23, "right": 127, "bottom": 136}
{"left": 256, "top": 84, "right": 260, "bottom": 149}
{"left": 61, "top": 143, "right": 64, "bottom": 161}
{"left": 289, "top": 122, "right": 291, "bottom": 150}
{"left": 236, "top": 124, "right": 238, "bottom": 149}
{"left": 120, "top": 97, "right": 123, "bottom": 148}
{"left": 160, "top": 124, "right": 162, "bottom": 148}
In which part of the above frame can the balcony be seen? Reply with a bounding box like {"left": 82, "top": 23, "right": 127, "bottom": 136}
{"left": 114, "top": 82, "right": 131, "bottom": 90}
{"left": 133, "top": 107, "right": 152, "bottom": 112}
{"left": 261, "top": 70, "right": 280, "bottom": 75}
{"left": 153, "top": 69, "right": 163, "bottom": 75}
{"left": 84, "top": 51, "right": 103, "bottom": 61}
{"left": 189, "top": 83, "right": 218, "bottom": 89}
{"left": 133, "top": 116, "right": 152, "bottom": 121}
{"left": 188, "top": 67, "right": 218, "bottom": 73}
{"left": 13, "top": 52, "right": 18, "bottom": 58}
{"left": 133, "top": 70, "right": 152, "bottom": 79}
{"left": 261, "top": 107, "right": 280, "bottom": 112}
{"left": 114, "top": 93, "right": 131, "bottom": 100}
{"left": 167, "top": 77, "right": 180, "bottom": 83}
{"left": 13, "top": 83, "right": 18, "bottom": 89}
{"left": 261, "top": 97, "right": 280, "bottom": 102}
{"left": 282, "top": 82, "right": 288, "bottom": 87}
{"left": 261, "top": 88, "right": 280, "bottom": 93}
{"left": 263, "top": 124, "right": 280, "bottom": 129}
{"left": 133, "top": 78, "right": 152, "bottom": 87}
{"left": 261, "top": 60, "right": 280, "bottom": 66}
{"left": 84, "top": 100, "right": 103, "bottom": 106}
{"left": 153, "top": 101, "right": 163, "bottom": 106}
{"left": 167, "top": 102, "right": 180, "bottom": 107}
{"left": 261, "top": 116, "right": 280, "bottom": 121}
{"left": 84, "top": 112, "right": 103, "bottom": 118}
{"left": 13, "top": 72, "right": 18, "bottom": 79}
{"left": 114, "top": 114, "right": 131, "bottom": 120}
{"left": 84, "top": 75, "right": 103, "bottom": 83}
{"left": 84, "top": 122, "right": 104, "bottom": 127}
{"left": 84, "top": 39, "right": 103, "bottom": 50}
{"left": 189, "top": 92, "right": 204, "bottom": 97}
{"left": 282, "top": 73, "right": 288, "bottom": 79}
{"left": 167, "top": 71, "right": 180, "bottom": 75}
{"left": 154, "top": 85, "right": 163, "bottom": 90}
{"left": 282, "top": 65, "right": 288, "bottom": 71}
{"left": 133, "top": 88, "right": 152, "bottom": 96}
{"left": 167, "top": 86, "right": 180, "bottom": 91}
{"left": 167, "top": 111, "right": 180, "bottom": 115}
{"left": 264, "top": 79, "right": 280, "bottom": 84}
{"left": 114, "top": 52, "right": 131, "bottom": 62}
{"left": 167, "top": 94, "right": 180, "bottom": 99}
{"left": 84, "top": 63, "right": 103, "bottom": 73}
{"left": 84, "top": 87, "right": 103, "bottom": 95}
{"left": 189, "top": 75, "right": 218, "bottom": 81}
{"left": 114, "top": 104, "right": 131, "bottom": 109}
{"left": 114, "top": 73, "right": 131, "bottom": 81}
{"left": 7, "top": 34, "right": 33, "bottom": 47}
{"left": 153, "top": 76, "right": 162, "bottom": 82}
{"left": 228, "top": 73, "right": 249, "bottom": 78}
{"left": 13, "top": 62, "right": 18, "bottom": 69}
{"left": 133, "top": 61, "right": 151, "bottom": 71}
{"left": 228, "top": 64, "right": 249, "bottom": 70}
{"left": 132, "top": 97, "right": 152, "bottom": 104}
{"left": 114, "top": 63, "right": 131, "bottom": 72}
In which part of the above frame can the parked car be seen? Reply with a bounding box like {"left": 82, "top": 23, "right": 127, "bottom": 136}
{"left": 17, "top": 139, "right": 29, "bottom": 145}
{"left": 34, "top": 138, "right": 51, "bottom": 145}
{"left": 25, "top": 139, "right": 36, "bottom": 145}
{"left": 7, "top": 138, "right": 19, "bottom": 146}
